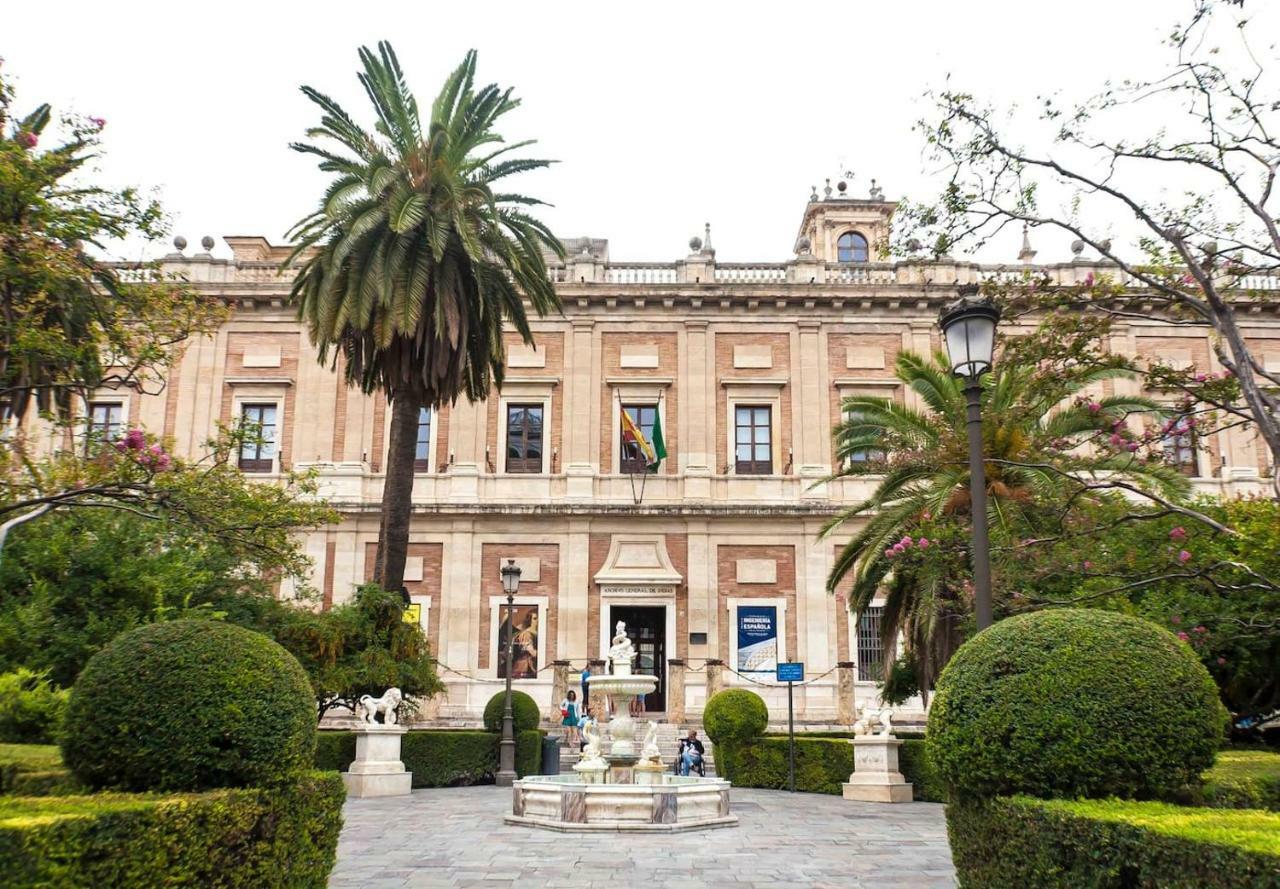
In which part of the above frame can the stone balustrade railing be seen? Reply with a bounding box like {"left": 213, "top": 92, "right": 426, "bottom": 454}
{"left": 106, "top": 252, "right": 1280, "bottom": 300}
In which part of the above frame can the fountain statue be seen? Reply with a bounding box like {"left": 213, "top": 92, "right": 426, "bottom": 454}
{"left": 586, "top": 621, "right": 657, "bottom": 761}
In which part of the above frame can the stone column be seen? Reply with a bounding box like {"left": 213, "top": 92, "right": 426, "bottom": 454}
{"left": 836, "top": 662, "right": 856, "bottom": 725}
{"left": 706, "top": 659, "right": 725, "bottom": 701}
{"left": 667, "top": 659, "right": 686, "bottom": 723}
{"left": 551, "top": 660, "right": 571, "bottom": 722}
{"left": 842, "top": 735, "right": 913, "bottom": 803}
{"left": 587, "top": 659, "right": 607, "bottom": 721}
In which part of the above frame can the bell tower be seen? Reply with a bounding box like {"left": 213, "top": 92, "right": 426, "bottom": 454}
{"left": 793, "top": 175, "right": 896, "bottom": 262}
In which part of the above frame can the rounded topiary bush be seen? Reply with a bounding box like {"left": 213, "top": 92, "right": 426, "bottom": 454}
{"left": 703, "top": 689, "right": 769, "bottom": 744}
{"left": 62, "top": 620, "right": 316, "bottom": 792}
{"left": 927, "top": 609, "right": 1226, "bottom": 802}
{"left": 483, "top": 690, "right": 540, "bottom": 732}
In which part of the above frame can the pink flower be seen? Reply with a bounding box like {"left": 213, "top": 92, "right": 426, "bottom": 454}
{"left": 1194, "top": 625, "right": 1207, "bottom": 634}
{"left": 1217, "top": 656, "right": 1227, "bottom": 666}
{"left": 1112, "top": 419, "right": 1125, "bottom": 431}
{"left": 1177, "top": 631, "right": 1190, "bottom": 641}
{"left": 122, "top": 428, "right": 146, "bottom": 450}
{"left": 1179, "top": 550, "right": 1192, "bottom": 563}
{"left": 1171, "top": 615, "right": 1182, "bottom": 625}
{"left": 1181, "top": 274, "right": 1195, "bottom": 285}
{"left": 1126, "top": 442, "right": 1139, "bottom": 452}
{"left": 918, "top": 538, "right": 930, "bottom": 549}
{"left": 892, "top": 543, "right": 905, "bottom": 554}
{"left": 1083, "top": 272, "right": 1095, "bottom": 287}
{"left": 90, "top": 117, "right": 106, "bottom": 128}
{"left": 1088, "top": 401, "right": 1102, "bottom": 413}
{"left": 1083, "top": 560, "right": 1093, "bottom": 570}
{"left": 17, "top": 131, "right": 36, "bottom": 148}
{"left": 921, "top": 510, "right": 932, "bottom": 520}
{"left": 155, "top": 454, "right": 171, "bottom": 471}
{"left": 1109, "top": 433, "right": 1123, "bottom": 446}
{"left": 900, "top": 536, "right": 914, "bottom": 548}
{"left": 884, "top": 548, "right": 895, "bottom": 559}
{"left": 1169, "top": 527, "right": 1186, "bottom": 541}
{"left": 1194, "top": 373, "right": 1207, "bottom": 383}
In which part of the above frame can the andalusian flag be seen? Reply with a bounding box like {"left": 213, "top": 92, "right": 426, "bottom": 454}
{"left": 620, "top": 408, "right": 667, "bottom": 472}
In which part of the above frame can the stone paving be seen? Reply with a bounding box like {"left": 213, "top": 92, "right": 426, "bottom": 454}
{"left": 331, "top": 785, "right": 956, "bottom": 888}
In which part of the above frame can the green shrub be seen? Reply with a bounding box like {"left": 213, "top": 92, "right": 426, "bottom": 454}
{"left": 928, "top": 609, "right": 1225, "bottom": 801}
{"left": 703, "top": 689, "right": 768, "bottom": 744}
{"left": 482, "top": 691, "right": 540, "bottom": 732}
{"left": 900, "top": 738, "right": 945, "bottom": 803}
{"left": 1193, "top": 750, "right": 1280, "bottom": 811}
{"left": 719, "top": 737, "right": 853, "bottom": 793}
{"left": 947, "top": 796, "right": 1280, "bottom": 888}
{"left": 0, "top": 670, "right": 67, "bottom": 744}
{"left": 313, "top": 729, "right": 544, "bottom": 784}
{"left": 62, "top": 620, "right": 317, "bottom": 792}
{"left": 0, "top": 744, "right": 68, "bottom": 795}
{"left": 0, "top": 771, "right": 344, "bottom": 888}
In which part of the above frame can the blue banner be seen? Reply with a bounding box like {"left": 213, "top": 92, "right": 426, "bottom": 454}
{"left": 736, "top": 605, "right": 778, "bottom": 672}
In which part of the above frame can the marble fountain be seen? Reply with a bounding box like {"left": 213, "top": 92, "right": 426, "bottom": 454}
{"left": 505, "top": 621, "right": 737, "bottom": 832}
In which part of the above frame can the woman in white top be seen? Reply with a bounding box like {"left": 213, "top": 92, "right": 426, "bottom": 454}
{"left": 559, "top": 690, "right": 581, "bottom": 746}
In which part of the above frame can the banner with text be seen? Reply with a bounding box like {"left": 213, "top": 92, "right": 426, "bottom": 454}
{"left": 736, "top": 605, "right": 778, "bottom": 673}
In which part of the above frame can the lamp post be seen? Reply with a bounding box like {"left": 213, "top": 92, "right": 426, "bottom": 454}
{"left": 939, "top": 287, "right": 1001, "bottom": 631}
{"left": 496, "top": 559, "right": 523, "bottom": 786}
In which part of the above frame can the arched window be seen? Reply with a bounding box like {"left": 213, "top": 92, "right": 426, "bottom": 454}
{"left": 837, "top": 231, "right": 869, "bottom": 263}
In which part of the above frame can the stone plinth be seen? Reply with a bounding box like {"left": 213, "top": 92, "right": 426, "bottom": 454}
{"left": 634, "top": 759, "right": 666, "bottom": 785}
{"left": 343, "top": 723, "right": 412, "bottom": 798}
{"left": 572, "top": 759, "right": 608, "bottom": 784}
{"left": 842, "top": 735, "right": 912, "bottom": 803}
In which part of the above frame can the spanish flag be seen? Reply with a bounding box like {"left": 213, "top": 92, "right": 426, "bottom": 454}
{"left": 621, "top": 408, "right": 667, "bottom": 471}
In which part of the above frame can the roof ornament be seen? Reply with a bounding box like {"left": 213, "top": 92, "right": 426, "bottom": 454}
{"left": 688, "top": 235, "right": 702, "bottom": 252}
{"left": 1018, "top": 223, "right": 1037, "bottom": 264}
{"left": 172, "top": 235, "right": 187, "bottom": 254}
{"left": 702, "top": 222, "right": 714, "bottom": 255}
{"left": 868, "top": 178, "right": 884, "bottom": 201}
{"left": 823, "top": 178, "right": 833, "bottom": 199}
{"left": 809, "top": 184, "right": 819, "bottom": 202}
{"left": 199, "top": 235, "right": 215, "bottom": 255}
{"left": 1070, "top": 238, "right": 1085, "bottom": 260}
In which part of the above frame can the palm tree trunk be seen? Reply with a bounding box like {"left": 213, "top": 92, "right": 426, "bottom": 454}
{"left": 374, "top": 394, "right": 421, "bottom": 591}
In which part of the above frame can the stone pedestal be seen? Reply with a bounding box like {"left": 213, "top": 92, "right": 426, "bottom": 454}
{"left": 572, "top": 759, "right": 608, "bottom": 784}
{"left": 836, "top": 662, "right": 856, "bottom": 726}
{"left": 634, "top": 759, "right": 666, "bottom": 785}
{"left": 343, "top": 724, "right": 412, "bottom": 798}
{"left": 607, "top": 753, "right": 639, "bottom": 785}
{"left": 667, "top": 659, "right": 686, "bottom": 723}
{"left": 842, "top": 736, "right": 912, "bottom": 803}
{"left": 706, "top": 659, "right": 725, "bottom": 700}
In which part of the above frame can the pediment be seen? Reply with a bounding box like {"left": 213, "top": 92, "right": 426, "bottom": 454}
{"left": 592, "top": 534, "right": 683, "bottom": 587}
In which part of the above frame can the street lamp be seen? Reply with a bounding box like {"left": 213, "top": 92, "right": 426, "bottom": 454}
{"left": 939, "top": 287, "right": 1000, "bottom": 631}
{"left": 496, "top": 558, "right": 523, "bottom": 786}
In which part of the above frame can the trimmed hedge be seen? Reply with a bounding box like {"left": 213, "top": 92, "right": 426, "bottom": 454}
{"left": 947, "top": 795, "right": 1280, "bottom": 888}
{"left": 900, "top": 738, "right": 945, "bottom": 803}
{"left": 482, "top": 691, "right": 541, "bottom": 733}
{"left": 314, "top": 729, "right": 544, "bottom": 784}
{"left": 1193, "top": 750, "right": 1280, "bottom": 812}
{"left": 928, "top": 609, "right": 1225, "bottom": 802}
{"left": 63, "top": 620, "right": 317, "bottom": 792}
{"left": 725, "top": 735, "right": 945, "bottom": 802}
{"left": 703, "top": 689, "right": 769, "bottom": 744}
{"left": 0, "top": 770, "right": 344, "bottom": 888}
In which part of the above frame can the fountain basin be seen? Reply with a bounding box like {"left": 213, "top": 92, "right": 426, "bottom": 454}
{"left": 506, "top": 774, "right": 737, "bottom": 832}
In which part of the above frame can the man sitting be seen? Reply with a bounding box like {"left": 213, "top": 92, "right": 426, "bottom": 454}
{"left": 677, "top": 729, "right": 705, "bottom": 777}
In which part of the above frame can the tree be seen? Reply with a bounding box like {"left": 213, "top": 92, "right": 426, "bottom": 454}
{"left": 823, "top": 311, "right": 1192, "bottom": 694}
{"left": 250, "top": 584, "right": 443, "bottom": 722}
{"left": 904, "top": 0, "right": 1280, "bottom": 495}
{"left": 287, "top": 44, "right": 563, "bottom": 591}
{"left": 0, "top": 65, "right": 224, "bottom": 423}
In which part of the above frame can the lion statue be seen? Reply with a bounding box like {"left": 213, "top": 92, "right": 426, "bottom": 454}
{"left": 356, "top": 687, "right": 404, "bottom": 725}
{"left": 852, "top": 702, "right": 893, "bottom": 737}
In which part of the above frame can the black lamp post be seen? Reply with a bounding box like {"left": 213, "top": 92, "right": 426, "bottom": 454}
{"left": 939, "top": 287, "right": 1000, "bottom": 631}
{"left": 496, "top": 558, "right": 522, "bottom": 786}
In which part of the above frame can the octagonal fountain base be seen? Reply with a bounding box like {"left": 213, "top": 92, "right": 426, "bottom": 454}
{"left": 506, "top": 774, "right": 738, "bottom": 833}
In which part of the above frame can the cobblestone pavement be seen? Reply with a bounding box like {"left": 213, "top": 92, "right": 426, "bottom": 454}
{"left": 331, "top": 786, "right": 956, "bottom": 888}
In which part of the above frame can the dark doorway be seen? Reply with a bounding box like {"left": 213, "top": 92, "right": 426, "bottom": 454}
{"left": 610, "top": 605, "right": 666, "bottom": 712}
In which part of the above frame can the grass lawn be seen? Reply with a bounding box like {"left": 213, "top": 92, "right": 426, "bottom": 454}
{"left": 1037, "top": 798, "right": 1280, "bottom": 856}
{"left": 0, "top": 744, "right": 61, "bottom": 770}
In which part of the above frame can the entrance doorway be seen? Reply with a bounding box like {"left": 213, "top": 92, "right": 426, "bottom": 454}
{"left": 609, "top": 605, "right": 666, "bottom": 712}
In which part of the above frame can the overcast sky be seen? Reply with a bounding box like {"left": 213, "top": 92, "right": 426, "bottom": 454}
{"left": 4, "top": 1, "right": 1260, "bottom": 263}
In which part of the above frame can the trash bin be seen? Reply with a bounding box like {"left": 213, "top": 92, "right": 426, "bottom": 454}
{"left": 541, "top": 734, "right": 561, "bottom": 775}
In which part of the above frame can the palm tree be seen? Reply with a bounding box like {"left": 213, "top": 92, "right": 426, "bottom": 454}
{"left": 287, "top": 45, "right": 562, "bottom": 590}
{"left": 823, "top": 348, "right": 1187, "bottom": 694}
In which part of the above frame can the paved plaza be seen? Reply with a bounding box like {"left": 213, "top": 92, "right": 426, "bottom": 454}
{"left": 331, "top": 785, "right": 956, "bottom": 888}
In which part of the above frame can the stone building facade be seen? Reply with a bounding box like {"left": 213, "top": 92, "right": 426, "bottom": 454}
{"left": 43, "top": 192, "right": 1280, "bottom": 725}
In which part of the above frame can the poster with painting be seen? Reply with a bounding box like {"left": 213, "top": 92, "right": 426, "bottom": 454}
{"left": 736, "top": 605, "right": 778, "bottom": 673}
{"left": 498, "top": 604, "right": 539, "bottom": 679}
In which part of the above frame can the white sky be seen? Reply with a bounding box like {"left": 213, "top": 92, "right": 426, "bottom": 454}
{"left": 3, "top": 0, "right": 1255, "bottom": 263}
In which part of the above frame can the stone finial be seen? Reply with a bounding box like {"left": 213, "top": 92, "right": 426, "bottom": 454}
{"left": 1071, "top": 238, "right": 1085, "bottom": 259}
{"left": 868, "top": 178, "right": 884, "bottom": 201}
{"left": 200, "top": 235, "right": 215, "bottom": 252}
{"left": 172, "top": 235, "right": 187, "bottom": 253}
{"left": 702, "top": 222, "right": 714, "bottom": 255}
{"left": 836, "top": 179, "right": 848, "bottom": 195}
{"left": 1017, "top": 223, "right": 1037, "bottom": 264}
{"left": 688, "top": 236, "right": 703, "bottom": 252}
{"left": 906, "top": 238, "right": 923, "bottom": 255}
{"left": 809, "top": 184, "right": 819, "bottom": 202}
{"left": 823, "top": 178, "right": 833, "bottom": 199}
{"left": 795, "top": 236, "right": 812, "bottom": 256}
{"left": 1099, "top": 239, "right": 1113, "bottom": 255}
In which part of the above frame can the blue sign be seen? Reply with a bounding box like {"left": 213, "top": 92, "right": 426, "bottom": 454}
{"left": 776, "top": 662, "right": 804, "bottom": 682}
{"left": 736, "top": 605, "right": 778, "bottom": 672}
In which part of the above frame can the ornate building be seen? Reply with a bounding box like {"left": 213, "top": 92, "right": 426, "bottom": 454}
{"left": 60, "top": 189, "right": 1280, "bottom": 724}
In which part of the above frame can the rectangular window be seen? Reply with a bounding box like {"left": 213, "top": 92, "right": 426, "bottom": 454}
{"left": 856, "top": 606, "right": 885, "bottom": 682}
{"left": 238, "top": 403, "right": 278, "bottom": 472}
{"left": 843, "top": 408, "right": 887, "bottom": 466}
{"left": 734, "top": 405, "right": 772, "bottom": 475}
{"left": 505, "top": 404, "right": 544, "bottom": 473}
{"left": 497, "top": 603, "right": 539, "bottom": 679}
{"left": 414, "top": 408, "right": 432, "bottom": 472}
{"left": 1161, "top": 418, "right": 1199, "bottom": 477}
{"left": 620, "top": 404, "right": 658, "bottom": 474}
{"left": 86, "top": 401, "right": 123, "bottom": 451}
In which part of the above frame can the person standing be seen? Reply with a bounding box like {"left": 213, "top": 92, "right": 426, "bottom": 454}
{"left": 580, "top": 664, "right": 591, "bottom": 715}
{"left": 559, "top": 690, "right": 581, "bottom": 747}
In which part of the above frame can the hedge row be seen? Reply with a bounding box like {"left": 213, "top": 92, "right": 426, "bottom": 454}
{"left": 947, "top": 796, "right": 1280, "bottom": 888}
{"left": 0, "top": 771, "right": 344, "bottom": 888}
{"left": 722, "top": 736, "right": 944, "bottom": 802}
{"left": 314, "top": 729, "right": 544, "bottom": 785}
